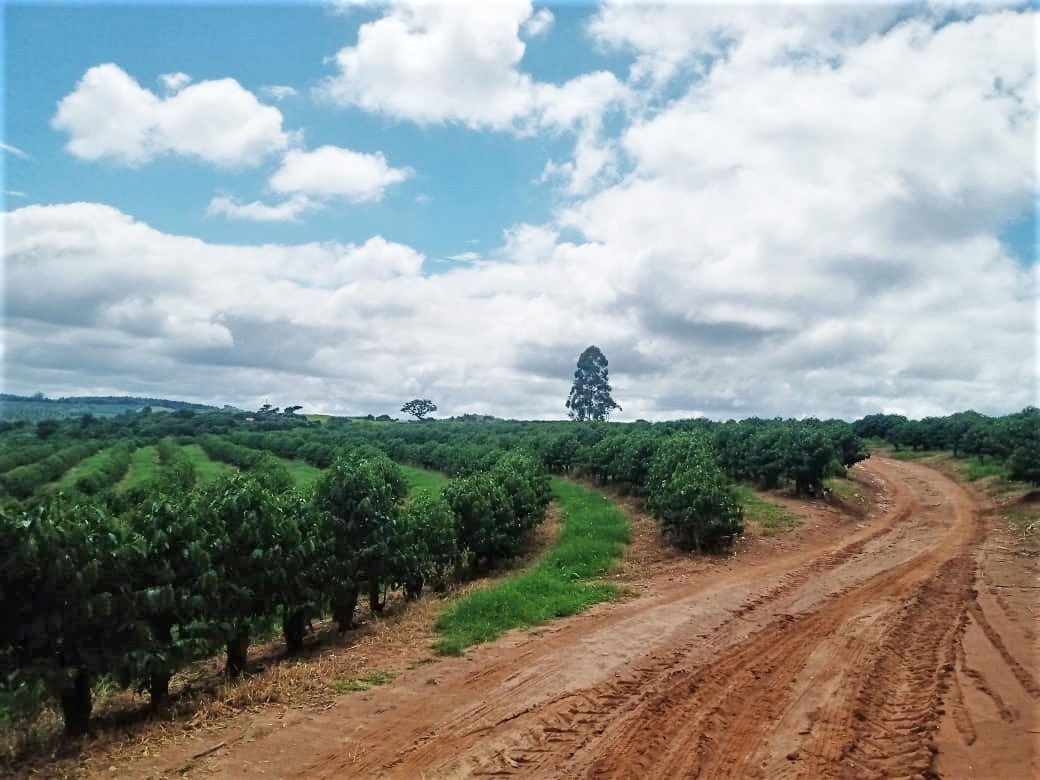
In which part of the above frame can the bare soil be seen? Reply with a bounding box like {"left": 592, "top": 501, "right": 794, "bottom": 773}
{"left": 45, "top": 457, "right": 1040, "bottom": 777}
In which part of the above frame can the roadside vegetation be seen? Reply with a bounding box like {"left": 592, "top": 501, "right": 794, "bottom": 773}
{"left": 436, "top": 478, "right": 628, "bottom": 655}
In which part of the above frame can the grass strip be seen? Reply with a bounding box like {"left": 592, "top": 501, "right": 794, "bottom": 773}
{"left": 278, "top": 458, "right": 323, "bottom": 490}
{"left": 114, "top": 445, "right": 160, "bottom": 494}
{"left": 434, "top": 477, "right": 629, "bottom": 656}
{"left": 399, "top": 463, "right": 449, "bottom": 496}
{"left": 731, "top": 483, "right": 797, "bottom": 532}
{"left": 179, "top": 443, "right": 236, "bottom": 484}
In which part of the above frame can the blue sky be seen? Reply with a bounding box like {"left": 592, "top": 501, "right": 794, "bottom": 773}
{"left": 5, "top": 2, "right": 630, "bottom": 260}
{"left": 2, "top": 2, "right": 1036, "bottom": 419}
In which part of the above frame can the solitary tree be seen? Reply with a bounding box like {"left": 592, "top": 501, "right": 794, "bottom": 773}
{"left": 401, "top": 399, "right": 437, "bottom": 420}
{"left": 566, "top": 346, "right": 621, "bottom": 421}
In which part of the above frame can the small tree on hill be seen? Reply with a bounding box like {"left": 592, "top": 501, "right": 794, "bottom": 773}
{"left": 566, "top": 346, "right": 621, "bottom": 421}
{"left": 401, "top": 399, "right": 437, "bottom": 420}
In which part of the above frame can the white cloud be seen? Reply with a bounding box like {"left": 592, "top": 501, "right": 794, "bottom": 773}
{"left": 321, "top": 0, "right": 536, "bottom": 129}
{"left": 522, "top": 7, "right": 554, "bottom": 37}
{"left": 1, "top": 142, "right": 29, "bottom": 159}
{"left": 320, "top": 1, "right": 626, "bottom": 135}
{"left": 261, "top": 84, "right": 298, "bottom": 101}
{"left": 269, "top": 145, "right": 411, "bottom": 201}
{"left": 4, "top": 190, "right": 27, "bottom": 198}
{"left": 7, "top": 7, "right": 1036, "bottom": 420}
{"left": 207, "top": 194, "right": 311, "bottom": 222}
{"left": 52, "top": 63, "right": 290, "bottom": 167}
{"left": 158, "top": 72, "right": 192, "bottom": 92}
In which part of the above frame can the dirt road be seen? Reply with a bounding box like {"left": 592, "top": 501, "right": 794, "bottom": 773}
{"left": 135, "top": 456, "right": 1037, "bottom": 778}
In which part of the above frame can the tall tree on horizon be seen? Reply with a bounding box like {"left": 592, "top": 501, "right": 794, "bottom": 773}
{"left": 566, "top": 345, "right": 621, "bottom": 422}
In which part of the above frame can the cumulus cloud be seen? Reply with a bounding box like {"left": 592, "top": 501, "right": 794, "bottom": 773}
{"left": 269, "top": 146, "right": 412, "bottom": 201}
{"left": 319, "top": 2, "right": 625, "bottom": 133}
{"left": 523, "top": 7, "right": 554, "bottom": 37}
{"left": 52, "top": 63, "right": 290, "bottom": 167}
{"left": 261, "top": 84, "right": 298, "bottom": 101}
{"left": 7, "top": 6, "right": 1036, "bottom": 420}
{"left": 320, "top": 0, "right": 537, "bottom": 129}
{"left": 207, "top": 194, "right": 312, "bottom": 222}
{"left": 158, "top": 72, "right": 192, "bottom": 92}
{"left": 318, "top": 1, "right": 626, "bottom": 194}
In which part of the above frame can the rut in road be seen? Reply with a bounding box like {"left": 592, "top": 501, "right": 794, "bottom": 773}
{"left": 284, "top": 457, "right": 988, "bottom": 780}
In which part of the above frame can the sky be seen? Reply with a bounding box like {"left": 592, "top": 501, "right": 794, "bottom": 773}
{"left": 2, "top": 0, "right": 1037, "bottom": 421}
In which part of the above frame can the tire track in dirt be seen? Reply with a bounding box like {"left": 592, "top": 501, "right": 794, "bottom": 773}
{"left": 573, "top": 459, "right": 979, "bottom": 780}
{"left": 128, "top": 457, "right": 1013, "bottom": 779}
{"left": 284, "top": 457, "right": 982, "bottom": 780}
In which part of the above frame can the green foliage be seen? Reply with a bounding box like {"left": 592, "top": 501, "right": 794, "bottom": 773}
{"left": 313, "top": 453, "right": 407, "bottom": 623}
{"left": 435, "top": 478, "right": 627, "bottom": 655}
{"left": 0, "top": 441, "right": 104, "bottom": 499}
{"left": 394, "top": 493, "right": 460, "bottom": 597}
{"left": 442, "top": 472, "right": 514, "bottom": 569}
{"left": 69, "top": 442, "right": 134, "bottom": 495}
{"left": 566, "top": 345, "right": 621, "bottom": 422}
{"left": 0, "top": 497, "right": 139, "bottom": 734}
{"left": 332, "top": 671, "right": 395, "bottom": 694}
{"left": 194, "top": 473, "right": 311, "bottom": 675}
{"left": 647, "top": 433, "right": 743, "bottom": 552}
{"left": 441, "top": 450, "right": 548, "bottom": 572}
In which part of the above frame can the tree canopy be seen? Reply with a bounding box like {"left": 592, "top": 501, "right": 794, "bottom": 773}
{"left": 566, "top": 346, "right": 621, "bottom": 422}
{"left": 401, "top": 399, "right": 437, "bottom": 420}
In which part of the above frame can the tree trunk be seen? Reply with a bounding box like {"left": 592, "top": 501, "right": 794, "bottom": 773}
{"left": 404, "top": 576, "right": 423, "bottom": 601}
{"left": 333, "top": 583, "right": 359, "bottom": 632}
{"left": 60, "top": 668, "right": 92, "bottom": 736}
{"left": 282, "top": 609, "right": 306, "bottom": 655}
{"left": 149, "top": 671, "right": 172, "bottom": 710}
{"left": 368, "top": 580, "right": 385, "bottom": 613}
{"left": 225, "top": 630, "right": 249, "bottom": 678}
{"left": 149, "top": 620, "right": 173, "bottom": 710}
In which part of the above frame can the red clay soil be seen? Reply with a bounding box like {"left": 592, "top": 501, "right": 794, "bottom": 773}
{"left": 94, "top": 457, "right": 1038, "bottom": 778}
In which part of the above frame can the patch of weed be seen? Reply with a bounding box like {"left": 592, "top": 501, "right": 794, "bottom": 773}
{"left": 434, "top": 478, "right": 629, "bottom": 654}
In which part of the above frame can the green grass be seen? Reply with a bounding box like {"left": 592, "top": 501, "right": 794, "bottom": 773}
{"left": 888, "top": 450, "right": 1010, "bottom": 482}
{"left": 179, "top": 443, "right": 235, "bottom": 483}
{"left": 277, "top": 458, "right": 323, "bottom": 489}
{"left": 114, "top": 445, "right": 160, "bottom": 493}
{"left": 399, "top": 463, "right": 449, "bottom": 496}
{"left": 331, "top": 671, "right": 395, "bottom": 694}
{"left": 960, "top": 456, "right": 1010, "bottom": 482}
{"left": 434, "top": 477, "right": 629, "bottom": 656}
{"left": 50, "top": 447, "right": 118, "bottom": 492}
{"left": 732, "top": 484, "right": 797, "bottom": 532}
{"left": 888, "top": 449, "right": 944, "bottom": 461}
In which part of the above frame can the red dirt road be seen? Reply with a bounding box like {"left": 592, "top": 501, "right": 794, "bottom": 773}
{"left": 130, "top": 456, "right": 1038, "bottom": 778}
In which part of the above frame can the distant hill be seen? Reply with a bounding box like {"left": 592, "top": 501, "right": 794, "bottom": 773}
{"left": 0, "top": 394, "right": 228, "bottom": 421}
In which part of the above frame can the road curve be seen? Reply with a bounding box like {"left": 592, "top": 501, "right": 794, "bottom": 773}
{"left": 143, "top": 456, "right": 1035, "bottom": 779}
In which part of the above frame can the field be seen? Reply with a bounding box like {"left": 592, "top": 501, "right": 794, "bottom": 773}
{"left": 0, "top": 406, "right": 1036, "bottom": 778}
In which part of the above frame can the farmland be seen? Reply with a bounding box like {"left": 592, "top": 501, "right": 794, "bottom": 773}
{"left": 0, "top": 405, "right": 1037, "bottom": 777}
